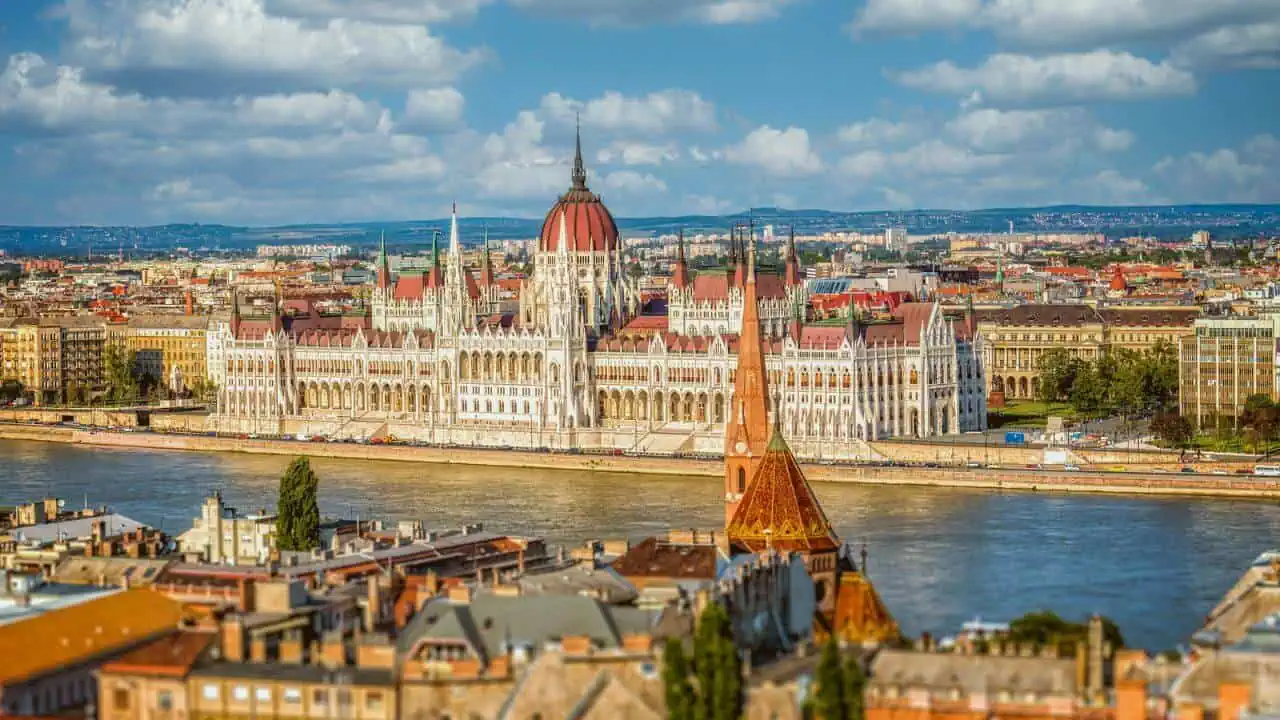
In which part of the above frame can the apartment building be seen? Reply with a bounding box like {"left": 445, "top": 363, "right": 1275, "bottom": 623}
{"left": 1179, "top": 315, "right": 1280, "bottom": 429}
{"left": 126, "top": 315, "right": 208, "bottom": 394}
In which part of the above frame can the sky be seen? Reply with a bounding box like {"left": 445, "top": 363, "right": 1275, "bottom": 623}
{"left": 0, "top": 0, "right": 1277, "bottom": 226}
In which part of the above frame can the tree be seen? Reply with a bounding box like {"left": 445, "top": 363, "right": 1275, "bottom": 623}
{"left": 1035, "top": 349, "right": 1079, "bottom": 404}
{"left": 1007, "top": 610, "right": 1124, "bottom": 656}
{"left": 843, "top": 653, "right": 867, "bottom": 720}
{"left": 67, "top": 383, "right": 87, "bottom": 406}
{"left": 103, "top": 344, "right": 140, "bottom": 404}
{"left": 1150, "top": 412, "right": 1194, "bottom": 450}
{"left": 662, "top": 638, "right": 695, "bottom": 720}
{"left": 275, "top": 457, "right": 321, "bottom": 552}
{"left": 814, "top": 637, "right": 847, "bottom": 720}
{"left": 691, "top": 602, "right": 741, "bottom": 720}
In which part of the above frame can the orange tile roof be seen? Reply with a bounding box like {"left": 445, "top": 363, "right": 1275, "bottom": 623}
{"left": 727, "top": 427, "right": 839, "bottom": 554}
{"left": 0, "top": 588, "right": 189, "bottom": 685}
{"left": 99, "top": 631, "right": 213, "bottom": 678}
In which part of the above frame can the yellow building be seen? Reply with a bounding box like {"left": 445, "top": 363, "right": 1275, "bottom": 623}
{"left": 0, "top": 319, "right": 63, "bottom": 404}
{"left": 126, "top": 316, "right": 209, "bottom": 394}
{"left": 977, "top": 304, "right": 1198, "bottom": 401}
{"left": 1179, "top": 315, "right": 1280, "bottom": 429}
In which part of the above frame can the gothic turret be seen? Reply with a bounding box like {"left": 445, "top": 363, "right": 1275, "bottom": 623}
{"left": 376, "top": 231, "right": 391, "bottom": 290}
{"left": 785, "top": 225, "right": 802, "bottom": 287}
{"left": 479, "top": 227, "right": 495, "bottom": 288}
{"left": 672, "top": 229, "right": 690, "bottom": 290}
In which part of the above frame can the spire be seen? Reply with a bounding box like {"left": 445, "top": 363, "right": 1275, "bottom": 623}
{"left": 672, "top": 229, "right": 690, "bottom": 289}
{"left": 229, "top": 289, "right": 241, "bottom": 336}
{"left": 571, "top": 112, "right": 588, "bottom": 191}
{"left": 726, "top": 422, "right": 839, "bottom": 554}
{"left": 479, "top": 225, "right": 495, "bottom": 287}
{"left": 785, "top": 225, "right": 801, "bottom": 286}
{"left": 727, "top": 226, "right": 739, "bottom": 267}
{"left": 723, "top": 219, "right": 770, "bottom": 524}
{"left": 376, "top": 230, "right": 391, "bottom": 290}
{"left": 449, "top": 202, "right": 460, "bottom": 256}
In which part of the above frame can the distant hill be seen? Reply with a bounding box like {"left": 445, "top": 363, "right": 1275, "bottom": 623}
{"left": 1, "top": 204, "right": 1277, "bottom": 256}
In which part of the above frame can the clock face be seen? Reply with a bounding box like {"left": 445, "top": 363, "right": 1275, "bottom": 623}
{"left": 734, "top": 441, "right": 747, "bottom": 454}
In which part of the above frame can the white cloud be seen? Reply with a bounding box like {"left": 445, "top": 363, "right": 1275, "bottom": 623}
{"left": 510, "top": 0, "right": 796, "bottom": 25}
{"left": 263, "top": 0, "right": 492, "bottom": 24}
{"left": 853, "top": 0, "right": 981, "bottom": 34}
{"left": 602, "top": 170, "right": 668, "bottom": 194}
{"left": 943, "top": 107, "right": 1133, "bottom": 154}
{"left": 1153, "top": 134, "right": 1280, "bottom": 203}
{"left": 836, "top": 118, "right": 917, "bottom": 147}
{"left": 837, "top": 150, "right": 889, "bottom": 179}
{"left": 851, "top": 0, "right": 1280, "bottom": 52}
{"left": 1094, "top": 127, "right": 1135, "bottom": 153}
{"left": 725, "top": 125, "right": 822, "bottom": 176}
{"left": 596, "top": 141, "right": 680, "bottom": 166}
{"left": 895, "top": 51, "right": 1196, "bottom": 105}
{"left": 58, "top": 0, "right": 489, "bottom": 94}
{"left": 687, "top": 146, "right": 723, "bottom": 164}
{"left": 682, "top": 194, "right": 736, "bottom": 214}
{"left": 473, "top": 111, "right": 566, "bottom": 199}
{"left": 1170, "top": 22, "right": 1280, "bottom": 69}
{"left": 403, "top": 87, "right": 466, "bottom": 132}
{"left": 1087, "top": 170, "right": 1152, "bottom": 204}
{"left": 538, "top": 90, "right": 716, "bottom": 136}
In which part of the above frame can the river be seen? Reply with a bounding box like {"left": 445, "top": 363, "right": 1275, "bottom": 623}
{"left": 2, "top": 438, "right": 1275, "bottom": 651}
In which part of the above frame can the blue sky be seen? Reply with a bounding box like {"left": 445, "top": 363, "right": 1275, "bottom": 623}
{"left": 0, "top": 0, "right": 1277, "bottom": 226}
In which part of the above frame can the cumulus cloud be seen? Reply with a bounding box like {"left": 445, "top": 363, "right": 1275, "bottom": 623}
{"left": 836, "top": 118, "right": 917, "bottom": 147}
{"left": 402, "top": 87, "right": 466, "bottom": 132}
{"left": 57, "top": 0, "right": 489, "bottom": 95}
{"left": 596, "top": 141, "right": 680, "bottom": 166}
{"left": 943, "top": 108, "right": 1132, "bottom": 154}
{"left": 1170, "top": 22, "right": 1280, "bottom": 69}
{"left": 724, "top": 126, "right": 822, "bottom": 176}
{"left": 1153, "top": 134, "right": 1280, "bottom": 203}
{"left": 851, "top": 0, "right": 1279, "bottom": 53}
{"left": 895, "top": 51, "right": 1196, "bottom": 105}
{"left": 509, "top": 0, "right": 796, "bottom": 25}
{"left": 602, "top": 170, "right": 668, "bottom": 194}
{"left": 263, "top": 0, "right": 492, "bottom": 24}
{"left": 538, "top": 90, "right": 716, "bottom": 136}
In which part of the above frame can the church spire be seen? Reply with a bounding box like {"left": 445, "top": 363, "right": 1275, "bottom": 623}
{"left": 785, "top": 224, "right": 801, "bottom": 287}
{"left": 376, "top": 230, "right": 391, "bottom": 290}
{"left": 571, "top": 112, "right": 588, "bottom": 191}
{"left": 672, "top": 228, "right": 690, "bottom": 289}
{"left": 479, "top": 225, "right": 495, "bottom": 287}
{"left": 724, "top": 223, "right": 770, "bottom": 524}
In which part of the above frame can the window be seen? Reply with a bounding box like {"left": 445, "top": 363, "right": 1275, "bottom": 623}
{"left": 365, "top": 691, "right": 384, "bottom": 712}
{"left": 312, "top": 689, "right": 329, "bottom": 707}
{"left": 157, "top": 690, "right": 173, "bottom": 711}
{"left": 113, "top": 688, "right": 131, "bottom": 711}
{"left": 255, "top": 688, "right": 271, "bottom": 703}
{"left": 202, "top": 685, "right": 219, "bottom": 701}
{"left": 283, "top": 688, "right": 301, "bottom": 704}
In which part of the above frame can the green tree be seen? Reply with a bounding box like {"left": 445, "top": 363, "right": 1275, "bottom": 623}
{"left": 814, "top": 637, "right": 847, "bottom": 720}
{"left": 103, "top": 344, "right": 140, "bottom": 404}
{"left": 692, "top": 602, "right": 741, "bottom": 720}
{"left": 275, "top": 457, "right": 321, "bottom": 552}
{"left": 662, "top": 638, "right": 695, "bottom": 720}
{"left": 1035, "top": 349, "right": 1079, "bottom": 404}
{"left": 843, "top": 653, "right": 866, "bottom": 720}
{"left": 1007, "top": 610, "right": 1124, "bottom": 656}
{"left": 1150, "top": 412, "right": 1193, "bottom": 449}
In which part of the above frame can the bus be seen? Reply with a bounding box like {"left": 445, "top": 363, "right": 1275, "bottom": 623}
{"left": 1254, "top": 465, "right": 1280, "bottom": 477}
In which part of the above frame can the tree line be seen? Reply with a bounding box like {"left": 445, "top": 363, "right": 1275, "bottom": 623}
{"left": 1035, "top": 340, "right": 1178, "bottom": 417}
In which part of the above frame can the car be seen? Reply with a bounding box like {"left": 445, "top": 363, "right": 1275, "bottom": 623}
{"left": 1064, "top": 464, "right": 1080, "bottom": 471}
{"left": 1212, "top": 470, "right": 1229, "bottom": 475}
{"left": 966, "top": 461, "right": 985, "bottom": 468}
{"left": 1180, "top": 467, "right": 1196, "bottom": 473}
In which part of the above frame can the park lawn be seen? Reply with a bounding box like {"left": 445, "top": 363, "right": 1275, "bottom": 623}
{"left": 988, "top": 401, "right": 1076, "bottom": 429}
{"left": 1152, "top": 433, "right": 1280, "bottom": 456}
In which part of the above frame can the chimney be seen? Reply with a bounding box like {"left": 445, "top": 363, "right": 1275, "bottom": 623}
{"left": 1087, "top": 615, "right": 1105, "bottom": 704}
{"left": 249, "top": 637, "right": 267, "bottom": 663}
{"left": 278, "top": 638, "right": 304, "bottom": 664}
{"left": 447, "top": 585, "right": 472, "bottom": 604}
{"left": 1116, "top": 676, "right": 1147, "bottom": 720}
{"left": 364, "top": 578, "right": 382, "bottom": 632}
{"left": 1218, "top": 681, "right": 1251, "bottom": 720}
{"left": 221, "top": 615, "right": 246, "bottom": 662}
{"left": 318, "top": 631, "right": 346, "bottom": 669}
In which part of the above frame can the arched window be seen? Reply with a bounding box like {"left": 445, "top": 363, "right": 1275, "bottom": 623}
{"left": 737, "top": 467, "right": 746, "bottom": 493}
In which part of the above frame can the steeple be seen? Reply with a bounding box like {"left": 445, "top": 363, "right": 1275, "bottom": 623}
{"left": 727, "top": 226, "right": 739, "bottom": 268}
{"left": 785, "top": 224, "right": 801, "bottom": 287}
{"left": 672, "top": 229, "right": 690, "bottom": 289}
{"left": 571, "top": 113, "right": 588, "bottom": 191}
{"left": 376, "top": 230, "right": 391, "bottom": 290}
{"left": 726, "top": 425, "right": 839, "bottom": 553}
{"left": 724, "top": 229, "right": 770, "bottom": 524}
{"left": 479, "top": 225, "right": 495, "bottom": 287}
{"left": 229, "top": 290, "right": 241, "bottom": 337}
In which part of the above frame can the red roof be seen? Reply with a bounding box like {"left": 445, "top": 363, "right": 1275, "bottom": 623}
{"left": 689, "top": 272, "right": 788, "bottom": 302}
{"left": 539, "top": 191, "right": 618, "bottom": 253}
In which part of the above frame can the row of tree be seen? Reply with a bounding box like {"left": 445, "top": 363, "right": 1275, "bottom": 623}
{"left": 1152, "top": 394, "right": 1280, "bottom": 452}
{"left": 1035, "top": 341, "right": 1178, "bottom": 417}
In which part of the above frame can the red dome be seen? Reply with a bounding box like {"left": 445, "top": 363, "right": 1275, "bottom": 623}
{"left": 537, "top": 126, "right": 619, "bottom": 253}
{"left": 539, "top": 190, "right": 619, "bottom": 253}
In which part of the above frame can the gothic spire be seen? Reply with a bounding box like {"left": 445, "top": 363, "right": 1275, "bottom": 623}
{"left": 376, "top": 230, "right": 391, "bottom": 289}
{"left": 571, "top": 112, "right": 588, "bottom": 191}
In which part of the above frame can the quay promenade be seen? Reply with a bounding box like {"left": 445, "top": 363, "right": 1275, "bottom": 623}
{"left": 1, "top": 421, "right": 1276, "bottom": 499}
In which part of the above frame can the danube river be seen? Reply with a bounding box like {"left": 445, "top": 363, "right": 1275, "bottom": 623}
{"left": 3, "top": 438, "right": 1276, "bottom": 650}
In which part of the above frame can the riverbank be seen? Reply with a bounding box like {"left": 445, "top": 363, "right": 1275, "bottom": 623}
{"left": 3, "top": 423, "right": 1276, "bottom": 499}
